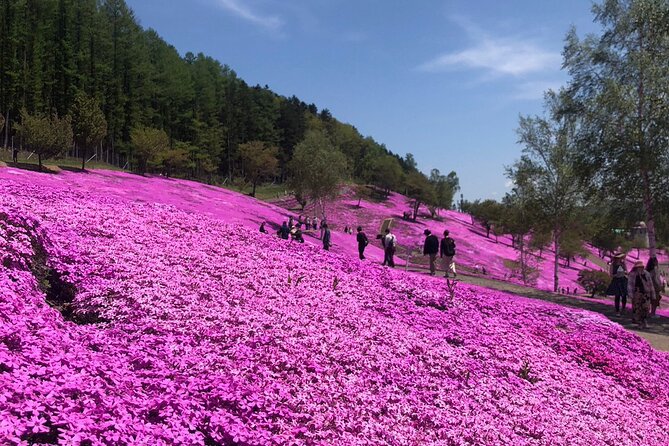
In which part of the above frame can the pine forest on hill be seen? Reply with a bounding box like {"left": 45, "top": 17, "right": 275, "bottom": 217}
{"left": 0, "top": 0, "right": 458, "bottom": 198}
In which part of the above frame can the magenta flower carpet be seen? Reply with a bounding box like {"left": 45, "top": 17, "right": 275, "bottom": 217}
{"left": 1, "top": 168, "right": 668, "bottom": 445}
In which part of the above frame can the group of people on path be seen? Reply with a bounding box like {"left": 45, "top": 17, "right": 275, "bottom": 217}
{"left": 261, "top": 214, "right": 460, "bottom": 278}
{"left": 423, "top": 229, "right": 457, "bottom": 278}
{"left": 607, "top": 253, "right": 665, "bottom": 328}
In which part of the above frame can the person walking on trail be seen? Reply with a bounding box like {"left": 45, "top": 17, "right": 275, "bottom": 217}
{"left": 320, "top": 217, "right": 328, "bottom": 239}
{"left": 382, "top": 228, "right": 397, "bottom": 267}
{"left": 628, "top": 260, "right": 655, "bottom": 328}
{"left": 423, "top": 229, "right": 439, "bottom": 276}
{"left": 646, "top": 256, "right": 664, "bottom": 318}
{"left": 356, "top": 226, "right": 369, "bottom": 260}
{"left": 440, "top": 230, "right": 457, "bottom": 278}
{"left": 322, "top": 223, "right": 332, "bottom": 250}
{"left": 607, "top": 253, "right": 628, "bottom": 316}
{"left": 279, "top": 221, "right": 290, "bottom": 240}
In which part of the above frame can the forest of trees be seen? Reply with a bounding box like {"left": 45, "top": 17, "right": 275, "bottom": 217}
{"left": 0, "top": 0, "right": 460, "bottom": 213}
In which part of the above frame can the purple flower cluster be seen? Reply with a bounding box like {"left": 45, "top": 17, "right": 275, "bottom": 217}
{"left": 1, "top": 171, "right": 669, "bottom": 445}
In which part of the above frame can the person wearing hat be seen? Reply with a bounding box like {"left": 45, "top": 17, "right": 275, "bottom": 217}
{"left": 627, "top": 260, "right": 655, "bottom": 328}
{"left": 607, "top": 253, "right": 628, "bottom": 316}
{"left": 423, "top": 229, "right": 440, "bottom": 276}
{"left": 646, "top": 256, "right": 664, "bottom": 318}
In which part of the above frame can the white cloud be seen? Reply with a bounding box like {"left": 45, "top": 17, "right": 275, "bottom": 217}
{"left": 213, "top": 0, "right": 283, "bottom": 31}
{"left": 418, "top": 17, "right": 560, "bottom": 78}
{"left": 419, "top": 38, "right": 560, "bottom": 76}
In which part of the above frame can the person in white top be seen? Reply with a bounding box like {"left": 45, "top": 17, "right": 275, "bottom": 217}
{"left": 382, "top": 228, "right": 396, "bottom": 267}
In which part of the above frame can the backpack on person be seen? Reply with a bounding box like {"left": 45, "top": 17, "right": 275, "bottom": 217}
{"left": 386, "top": 234, "right": 396, "bottom": 249}
{"left": 444, "top": 237, "right": 456, "bottom": 256}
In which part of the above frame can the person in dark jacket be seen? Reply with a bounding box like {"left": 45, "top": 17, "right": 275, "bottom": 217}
{"left": 259, "top": 221, "right": 268, "bottom": 233}
{"left": 628, "top": 260, "right": 655, "bottom": 328}
{"left": 279, "top": 221, "right": 290, "bottom": 240}
{"left": 356, "top": 226, "right": 369, "bottom": 260}
{"left": 607, "top": 253, "right": 628, "bottom": 315}
{"left": 322, "top": 223, "right": 331, "bottom": 250}
{"left": 423, "top": 229, "right": 440, "bottom": 276}
{"left": 440, "top": 230, "right": 457, "bottom": 278}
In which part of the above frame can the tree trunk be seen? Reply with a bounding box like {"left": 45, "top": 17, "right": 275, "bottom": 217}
{"left": 553, "top": 230, "right": 560, "bottom": 293}
{"left": 38, "top": 153, "right": 42, "bottom": 172}
{"left": 3, "top": 109, "right": 9, "bottom": 148}
{"left": 641, "top": 169, "right": 657, "bottom": 258}
{"left": 81, "top": 148, "right": 86, "bottom": 170}
{"left": 412, "top": 201, "right": 420, "bottom": 221}
{"left": 251, "top": 180, "right": 257, "bottom": 197}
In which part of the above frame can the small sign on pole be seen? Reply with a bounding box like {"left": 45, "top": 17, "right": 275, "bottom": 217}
{"left": 378, "top": 218, "right": 393, "bottom": 237}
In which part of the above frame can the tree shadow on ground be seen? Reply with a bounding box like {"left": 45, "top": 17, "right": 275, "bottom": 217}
{"left": 7, "top": 162, "right": 60, "bottom": 174}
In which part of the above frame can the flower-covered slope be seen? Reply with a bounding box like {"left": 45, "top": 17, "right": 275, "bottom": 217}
{"left": 278, "top": 187, "right": 612, "bottom": 292}
{"left": 1, "top": 168, "right": 669, "bottom": 445}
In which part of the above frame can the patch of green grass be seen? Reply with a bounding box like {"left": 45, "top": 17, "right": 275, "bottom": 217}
{"left": 0, "top": 149, "right": 125, "bottom": 172}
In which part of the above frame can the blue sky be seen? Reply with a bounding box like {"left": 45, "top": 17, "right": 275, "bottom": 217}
{"left": 126, "top": 0, "right": 600, "bottom": 200}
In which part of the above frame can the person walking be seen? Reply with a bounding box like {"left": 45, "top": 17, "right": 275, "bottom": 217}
{"left": 382, "top": 228, "right": 396, "bottom": 267}
{"left": 320, "top": 217, "right": 328, "bottom": 239}
{"left": 607, "top": 253, "right": 628, "bottom": 316}
{"left": 440, "top": 230, "right": 457, "bottom": 278}
{"left": 646, "top": 256, "right": 664, "bottom": 318}
{"left": 356, "top": 226, "right": 369, "bottom": 260}
{"left": 628, "top": 260, "right": 655, "bottom": 328}
{"left": 322, "top": 223, "right": 331, "bottom": 250}
{"left": 423, "top": 229, "right": 439, "bottom": 276}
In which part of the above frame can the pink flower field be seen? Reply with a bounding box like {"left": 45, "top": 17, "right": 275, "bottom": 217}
{"left": 2, "top": 168, "right": 669, "bottom": 445}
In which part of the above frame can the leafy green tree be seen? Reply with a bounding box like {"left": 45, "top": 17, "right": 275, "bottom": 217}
{"left": 238, "top": 140, "right": 279, "bottom": 197}
{"left": 514, "top": 90, "right": 584, "bottom": 292}
{"left": 156, "top": 142, "right": 190, "bottom": 178}
{"left": 16, "top": 109, "right": 72, "bottom": 171}
{"left": 578, "top": 270, "right": 611, "bottom": 298}
{"left": 500, "top": 188, "right": 536, "bottom": 283}
{"left": 403, "top": 152, "right": 418, "bottom": 172}
{"left": 288, "top": 129, "right": 348, "bottom": 217}
{"left": 564, "top": 0, "right": 669, "bottom": 259}
{"left": 429, "top": 169, "right": 460, "bottom": 216}
{"left": 404, "top": 171, "right": 436, "bottom": 221}
{"left": 559, "top": 230, "right": 588, "bottom": 267}
{"left": 370, "top": 155, "right": 404, "bottom": 196}
{"left": 468, "top": 199, "right": 504, "bottom": 238}
{"left": 130, "top": 126, "right": 169, "bottom": 174}
{"left": 71, "top": 93, "right": 108, "bottom": 170}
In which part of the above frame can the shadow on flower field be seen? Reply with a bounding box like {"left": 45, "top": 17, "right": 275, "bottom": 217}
{"left": 2, "top": 167, "right": 669, "bottom": 445}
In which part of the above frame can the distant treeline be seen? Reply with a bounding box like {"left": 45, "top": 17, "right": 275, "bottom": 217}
{"left": 0, "top": 0, "right": 443, "bottom": 187}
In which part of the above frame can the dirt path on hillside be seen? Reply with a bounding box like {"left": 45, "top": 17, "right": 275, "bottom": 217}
{"left": 408, "top": 266, "right": 669, "bottom": 352}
